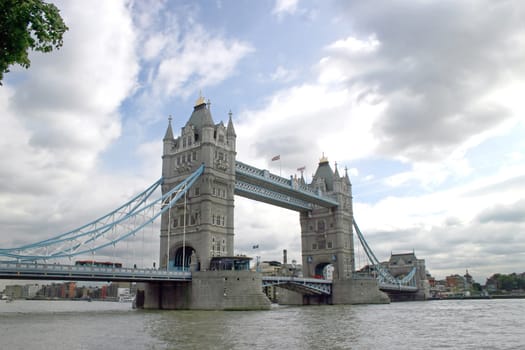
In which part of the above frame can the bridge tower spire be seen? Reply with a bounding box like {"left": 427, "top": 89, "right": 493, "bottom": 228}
{"left": 160, "top": 95, "right": 236, "bottom": 271}
{"left": 300, "top": 155, "right": 355, "bottom": 280}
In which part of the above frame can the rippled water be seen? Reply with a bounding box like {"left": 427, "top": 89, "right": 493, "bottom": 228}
{"left": 1, "top": 299, "right": 523, "bottom": 349}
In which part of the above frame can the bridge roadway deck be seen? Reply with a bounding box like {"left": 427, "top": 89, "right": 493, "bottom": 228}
{"left": 0, "top": 262, "right": 418, "bottom": 294}
{"left": 0, "top": 262, "right": 191, "bottom": 283}
{"left": 379, "top": 282, "right": 418, "bottom": 292}
{"left": 262, "top": 276, "right": 333, "bottom": 295}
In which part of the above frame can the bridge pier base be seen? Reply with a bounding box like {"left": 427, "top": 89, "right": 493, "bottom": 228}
{"left": 136, "top": 270, "right": 271, "bottom": 310}
{"left": 332, "top": 278, "right": 390, "bottom": 305}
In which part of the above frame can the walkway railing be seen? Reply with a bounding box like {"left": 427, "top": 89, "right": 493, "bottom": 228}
{"left": 235, "top": 161, "right": 339, "bottom": 210}
{"left": 0, "top": 262, "right": 191, "bottom": 282}
{"left": 262, "top": 276, "right": 332, "bottom": 295}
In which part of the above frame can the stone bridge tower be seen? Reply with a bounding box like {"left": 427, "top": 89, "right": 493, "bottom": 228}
{"left": 300, "top": 156, "right": 355, "bottom": 280}
{"left": 160, "top": 96, "right": 236, "bottom": 271}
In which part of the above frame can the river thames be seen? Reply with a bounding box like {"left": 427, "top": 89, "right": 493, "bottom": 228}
{"left": 1, "top": 298, "right": 523, "bottom": 349}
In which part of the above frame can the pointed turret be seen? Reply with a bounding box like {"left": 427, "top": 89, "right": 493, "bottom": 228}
{"left": 164, "top": 115, "right": 174, "bottom": 141}
{"left": 334, "top": 161, "right": 340, "bottom": 178}
{"left": 226, "top": 110, "right": 236, "bottom": 137}
{"left": 344, "top": 166, "right": 352, "bottom": 186}
{"left": 162, "top": 115, "right": 175, "bottom": 178}
{"left": 313, "top": 154, "right": 334, "bottom": 192}
{"left": 187, "top": 94, "right": 215, "bottom": 134}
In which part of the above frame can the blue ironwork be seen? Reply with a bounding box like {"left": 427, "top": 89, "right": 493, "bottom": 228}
{"left": 0, "top": 159, "right": 419, "bottom": 295}
{"left": 353, "top": 219, "right": 418, "bottom": 291}
{"left": 0, "top": 164, "right": 205, "bottom": 262}
{"left": 262, "top": 276, "right": 332, "bottom": 295}
{"left": 235, "top": 181, "right": 313, "bottom": 211}
{"left": 235, "top": 161, "right": 339, "bottom": 210}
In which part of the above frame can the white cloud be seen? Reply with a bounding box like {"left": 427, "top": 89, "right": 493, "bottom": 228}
{"left": 154, "top": 31, "right": 253, "bottom": 98}
{"left": 0, "top": 0, "right": 139, "bottom": 244}
{"left": 326, "top": 35, "right": 380, "bottom": 54}
{"left": 126, "top": 2, "right": 254, "bottom": 122}
{"left": 235, "top": 37, "right": 388, "bottom": 176}
{"left": 231, "top": 1, "right": 525, "bottom": 283}
{"left": 273, "top": 0, "right": 299, "bottom": 18}
{"left": 2, "top": 0, "right": 524, "bottom": 285}
{"left": 143, "top": 33, "right": 169, "bottom": 61}
{"left": 270, "top": 65, "right": 297, "bottom": 83}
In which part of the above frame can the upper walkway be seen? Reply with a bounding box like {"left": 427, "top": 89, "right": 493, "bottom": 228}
{"left": 235, "top": 161, "right": 339, "bottom": 211}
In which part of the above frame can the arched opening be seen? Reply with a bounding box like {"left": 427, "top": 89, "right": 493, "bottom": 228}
{"left": 315, "top": 263, "right": 334, "bottom": 280}
{"left": 171, "top": 246, "right": 194, "bottom": 271}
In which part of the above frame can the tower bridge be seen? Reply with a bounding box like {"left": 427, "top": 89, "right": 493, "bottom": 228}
{"left": 0, "top": 95, "right": 428, "bottom": 309}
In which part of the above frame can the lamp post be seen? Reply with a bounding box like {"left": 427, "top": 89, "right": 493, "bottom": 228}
{"left": 166, "top": 195, "right": 171, "bottom": 271}
{"left": 253, "top": 244, "right": 260, "bottom": 272}
{"left": 182, "top": 187, "right": 187, "bottom": 272}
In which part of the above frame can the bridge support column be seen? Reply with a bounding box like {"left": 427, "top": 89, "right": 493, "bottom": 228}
{"left": 136, "top": 271, "right": 271, "bottom": 310}
{"left": 189, "top": 270, "right": 270, "bottom": 310}
{"left": 332, "top": 278, "right": 390, "bottom": 305}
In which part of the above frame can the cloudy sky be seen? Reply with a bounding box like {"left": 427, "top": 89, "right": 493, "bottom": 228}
{"left": 1, "top": 0, "right": 524, "bottom": 283}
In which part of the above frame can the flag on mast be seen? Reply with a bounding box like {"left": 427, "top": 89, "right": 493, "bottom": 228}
{"left": 271, "top": 155, "right": 280, "bottom": 161}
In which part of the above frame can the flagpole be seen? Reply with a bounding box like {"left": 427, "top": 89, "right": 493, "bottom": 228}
{"left": 272, "top": 155, "right": 282, "bottom": 177}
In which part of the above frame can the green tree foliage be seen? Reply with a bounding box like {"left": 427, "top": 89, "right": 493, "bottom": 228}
{"left": 487, "top": 272, "right": 525, "bottom": 292}
{"left": 0, "top": 0, "right": 68, "bottom": 84}
{"left": 471, "top": 282, "right": 482, "bottom": 292}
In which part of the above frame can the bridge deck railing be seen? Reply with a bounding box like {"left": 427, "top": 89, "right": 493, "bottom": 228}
{"left": 236, "top": 161, "right": 324, "bottom": 196}
{"left": 235, "top": 161, "right": 339, "bottom": 208}
{"left": 0, "top": 262, "right": 192, "bottom": 282}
